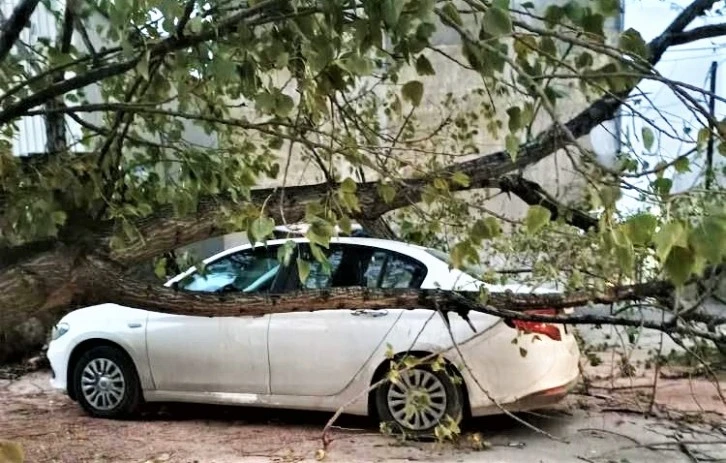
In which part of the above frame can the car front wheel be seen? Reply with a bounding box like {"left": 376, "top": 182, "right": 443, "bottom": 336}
{"left": 72, "top": 345, "right": 141, "bottom": 418}
{"left": 375, "top": 364, "right": 464, "bottom": 437}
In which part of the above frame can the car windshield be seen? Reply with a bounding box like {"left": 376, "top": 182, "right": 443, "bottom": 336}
{"left": 425, "top": 248, "right": 485, "bottom": 281}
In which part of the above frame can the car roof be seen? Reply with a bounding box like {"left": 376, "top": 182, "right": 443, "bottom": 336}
{"left": 202, "top": 237, "right": 430, "bottom": 265}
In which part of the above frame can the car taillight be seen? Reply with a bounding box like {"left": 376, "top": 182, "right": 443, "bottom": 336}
{"left": 504, "top": 309, "right": 562, "bottom": 341}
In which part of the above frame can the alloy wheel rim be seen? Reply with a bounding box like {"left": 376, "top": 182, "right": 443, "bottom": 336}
{"left": 81, "top": 358, "right": 126, "bottom": 411}
{"left": 386, "top": 369, "right": 447, "bottom": 430}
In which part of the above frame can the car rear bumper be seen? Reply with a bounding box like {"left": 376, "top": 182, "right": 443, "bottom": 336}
{"left": 470, "top": 375, "right": 579, "bottom": 416}
{"left": 458, "top": 322, "right": 581, "bottom": 417}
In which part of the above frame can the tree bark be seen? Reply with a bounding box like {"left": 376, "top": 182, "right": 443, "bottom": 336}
{"left": 0, "top": 245, "right": 82, "bottom": 361}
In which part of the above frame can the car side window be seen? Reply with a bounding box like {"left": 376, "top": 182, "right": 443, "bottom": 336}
{"left": 292, "top": 244, "right": 370, "bottom": 290}
{"left": 363, "top": 250, "right": 427, "bottom": 289}
{"left": 302, "top": 247, "right": 345, "bottom": 290}
{"left": 288, "top": 244, "right": 427, "bottom": 290}
{"left": 180, "top": 246, "right": 283, "bottom": 293}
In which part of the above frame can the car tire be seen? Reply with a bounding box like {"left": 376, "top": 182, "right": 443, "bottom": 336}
{"left": 375, "top": 362, "right": 464, "bottom": 438}
{"left": 72, "top": 345, "right": 141, "bottom": 419}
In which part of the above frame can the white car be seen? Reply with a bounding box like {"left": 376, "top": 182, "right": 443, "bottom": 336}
{"left": 47, "top": 237, "right": 580, "bottom": 435}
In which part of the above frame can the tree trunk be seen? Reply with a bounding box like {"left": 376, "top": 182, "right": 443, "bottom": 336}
{"left": 0, "top": 246, "right": 82, "bottom": 362}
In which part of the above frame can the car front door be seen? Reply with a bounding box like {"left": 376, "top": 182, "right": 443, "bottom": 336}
{"left": 267, "top": 244, "right": 428, "bottom": 396}
{"left": 146, "top": 245, "right": 289, "bottom": 394}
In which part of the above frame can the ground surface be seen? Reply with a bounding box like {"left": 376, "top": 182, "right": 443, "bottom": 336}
{"left": 2, "top": 362, "right": 726, "bottom": 463}
{"left": 3, "top": 323, "right": 726, "bottom": 463}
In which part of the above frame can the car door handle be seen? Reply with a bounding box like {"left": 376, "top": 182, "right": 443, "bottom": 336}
{"left": 352, "top": 309, "right": 388, "bottom": 317}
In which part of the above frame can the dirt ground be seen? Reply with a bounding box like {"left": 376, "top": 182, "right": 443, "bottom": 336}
{"left": 2, "top": 366, "right": 726, "bottom": 463}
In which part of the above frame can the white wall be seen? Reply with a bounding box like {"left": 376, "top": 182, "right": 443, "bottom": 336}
{"left": 615, "top": 0, "right": 726, "bottom": 210}
{"left": 3, "top": 0, "right": 219, "bottom": 155}
{"left": 1, "top": 0, "right": 65, "bottom": 155}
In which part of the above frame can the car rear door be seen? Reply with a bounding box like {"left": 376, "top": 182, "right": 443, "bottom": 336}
{"left": 267, "top": 244, "right": 428, "bottom": 396}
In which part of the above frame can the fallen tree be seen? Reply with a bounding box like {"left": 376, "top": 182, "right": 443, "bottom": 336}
{"left": 1, "top": 0, "right": 726, "bottom": 361}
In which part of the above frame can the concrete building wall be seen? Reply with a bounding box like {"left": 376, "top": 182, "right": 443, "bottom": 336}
{"left": 220, "top": 0, "right": 623, "bottom": 252}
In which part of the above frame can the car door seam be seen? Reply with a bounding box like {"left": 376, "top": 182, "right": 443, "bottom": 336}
{"left": 143, "top": 313, "right": 158, "bottom": 390}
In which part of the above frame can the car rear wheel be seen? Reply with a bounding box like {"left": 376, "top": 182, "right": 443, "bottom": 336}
{"left": 375, "top": 364, "right": 464, "bottom": 438}
{"left": 72, "top": 345, "right": 141, "bottom": 418}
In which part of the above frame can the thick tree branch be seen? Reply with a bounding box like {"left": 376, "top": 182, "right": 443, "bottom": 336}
{"left": 0, "top": 0, "right": 40, "bottom": 63}
{"left": 177, "top": 0, "right": 197, "bottom": 36}
{"left": 79, "top": 257, "right": 725, "bottom": 344}
{"left": 496, "top": 176, "right": 598, "bottom": 231}
{"left": 666, "top": 23, "right": 726, "bottom": 47}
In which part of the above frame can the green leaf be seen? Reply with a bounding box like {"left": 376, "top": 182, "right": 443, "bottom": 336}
{"left": 664, "top": 246, "right": 694, "bottom": 286}
{"left": 451, "top": 171, "right": 470, "bottom": 187}
{"left": 307, "top": 219, "right": 333, "bottom": 248}
{"left": 612, "top": 230, "right": 634, "bottom": 275}
{"left": 0, "top": 441, "right": 24, "bottom": 463}
{"left": 544, "top": 5, "right": 564, "bottom": 28}
{"left": 505, "top": 134, "right": 519, "bottom": 161}
{"left": 654, "top": 222, "right": 687, "bottom": 262}
{"left": 576, "top": 52, "right": 593, "bottom": 68}
{"left": 340, "top": 177, "right": 357, "bottom": 193}
{"left": 154, "top": 257, "right": 168, "bottom": 279}
{"left": 187, "top": 16, "right": 203, "bottom": 34}
{"left": 642, "top": 127, "right": 654, "bottom": 151}
{"left": 597, "top": 0, "right": 620, "bottom": 16}
{"left": 339, "top": 178, "right": 360, "bottom": 211}
{"left": 415, "top": 55, "right": 436, "bottom": 76}
{"left": 450, "top": 240, "right": 478, "bottom": 269}
{"left": 674, "top": 156, "right": 691, "bottom": 173}
{"left": 296, "top": 257, "right": 311, "bottom": 284}
{"left": 519, "top": 347, "right": 528, "bottom": 358}
{"left": 653, "top": 177, "right": 672, "bottom": 197}
{"left": 697, "top": 127, "right": 711, "bottom": 147}
{"left": 689, "top": 216, "right": 726, "bottom": 261}
{"left": 539, "top": 37, "right": 557, "bottom": 57}
{"left": 382, "top": 0, "right": 404, "bottom": 27}
{"left": 718, "top": 141, "right": 726, "bottom": 156}
{"left": 507, "top": 107, "right": 522, "bottom": 132}
{"left": 274, "top": 94, "right": 294, "bottom": 118}
{"left": 341, "top": 54, "right": 372, "bottom": 76}
{"left": 483, "top": 6, "right": 512, "bottom": 36}
{"left": 600, "top": 185, "right": 621, "bottom": 208}
{"left": 277, "top": 240, "right": 296, "bottom": 266}
{"left": 619, "top": 28, "right": 649, "bottom": 59}
{"left": 309, "top": 242, "right": 329, "bottom": 268}
{"left": 250, "top": 216, "right": 275, "bottom": 242}
{"left": 472, "top": 217, "right": 501, "bottom": 241}
{"left": 338, "top": 215, "right": 353, "bottom": 235}
{"left": 525, "top": 205, "right": 551, "bottom": 234}
{"left": 378, "top": 183, "right": 396, "bottom": 204}
{"left": 440, "top": 1, "right": 463, "bottom": 26}
{"left": 51, "top": 210, "right": 67, "bottom": 225}
{"left": 563, "top": 1, "right": 584, "bottom": 22}
{"left": 623, "top": 213, "right": 657, "bottom": 246}
{"left": 402, "top": 80, "right": 424, "bottom": 107}
{"left": 582, "top": 12, "right": 605, "bottom": 36}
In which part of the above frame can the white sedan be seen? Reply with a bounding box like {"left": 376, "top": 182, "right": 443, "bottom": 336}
{"left": 48, "top": 237, "right": 580, "bottom": 435}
